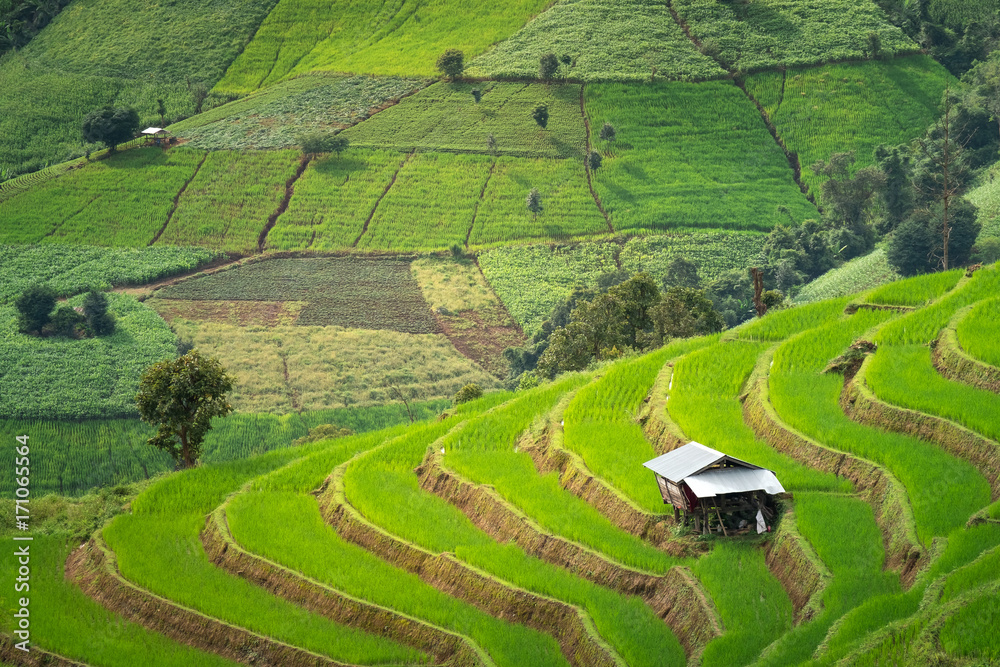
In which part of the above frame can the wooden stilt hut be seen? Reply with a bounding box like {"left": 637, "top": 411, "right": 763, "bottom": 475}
{"left": 643, "top": 442, "right": 785, "bottom": 535}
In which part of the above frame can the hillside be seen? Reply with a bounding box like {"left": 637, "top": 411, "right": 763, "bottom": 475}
{"left": 2, "top": 0, "right": 1000, "bottom": 665}
{"left": 4, "top": 267, "right": 999, "bottom": 667}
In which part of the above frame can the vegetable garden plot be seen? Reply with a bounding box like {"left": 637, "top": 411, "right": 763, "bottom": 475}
{"left": 357, "top": 152, "right": 494, "bottom": 251}
{"left": 344, "top": 409, "right": 688, "bottom": 667}
{"left": 0, "top": 148, "right": 204, "bottom": 246}
{"left": 157, "top": 257, "right": 439, "bottom": 332}
{"left": 266, "top": 149, "right": 404, "bottom": 251}
{"left": 671, "top": 0, "right": 915, "bottom": 73}
{"left": 215, "top": 0, "right": 550, "bottom": 94}
{"left": 156, "top": 150, "right": 301, "bottom": 254}
{"left": 957, "top": 297, "right": 1000, "bottom": 368}
{"left": 467, "top": 0, "right": 723, "bottom": 82}
{"left": 469, "top": 157, "right": 607, "bottom": 246}
{"left": 168, "top": 319, "right": 499, "bottom": 413}
{"left": 343, "top": 82, "right": 586, "bottom": 159}
{"left": 619, "top": 232, "right": 767, "bottom": 285}
{"left": 0, "top": 244, "right": 217, "bottom": 304}
{"left": 0, "top": 293, "right": 176, "bottom": 420}
{"left": 174, "top": 75, "right": 425, "bottom": 151}
{"left": 102, "top": 443, "right": 425, "bottom": 666}
{"left": 584, "top": 81, "right": 817, "bottom": 234}
{"left": 0, "top": 0, "right": 277, "bottom": 178}
{"left": 770, "top": 310, "right": 990, "bottom": 542}
{"left": 0, "top": 534, "right": 240, "bottom": 667}
{"left": 745, "top": 56, "right": 952, "bottom": 195}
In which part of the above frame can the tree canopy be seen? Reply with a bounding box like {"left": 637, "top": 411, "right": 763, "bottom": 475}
{"left": 436, "top": 49, "right": 464, "bottom": 79}
{"left": 135, "top": 351, "right": 235, "bottom": 469}
{"left": 81, "top": 106, "right": 140, "bottom": 152}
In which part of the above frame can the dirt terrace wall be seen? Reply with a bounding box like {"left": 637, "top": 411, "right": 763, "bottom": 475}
{"left": 844, "top": 356, "right": 1000, "bottom": 501}
{"left": 639, "top": 362, "right": 688, "bottom": 454}
{"left": 201, "top": 505, "right": 485, "bottom": 667}
{"left": 933, "top": 308, "right": 1000, "bottom": 394}
{"left": 764, "top": 507, "right": 830, "bottom": 624}
{"left": 741, "top": 348, "right": 925, "bottom": 587}
{"left": 314, "top": 468, "right": 624, "bottom": 667}
{"left": 65, "top": 535, "right": 347, "bottom": 667}
{"left": 519, "top": 393, "right": 688, "bottom": 554}
{"left": 413, "top": 452, "right": 722, "bottom": 658}
{"left": 0, "top": 637, "right": 86, "bottom": 667}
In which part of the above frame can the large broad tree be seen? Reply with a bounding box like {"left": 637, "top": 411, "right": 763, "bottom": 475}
{"left": 135, "top": 350, "right": 235, "bottom": 469}
{"left": 81, "top": 106, "right": 140, "bottom": 152}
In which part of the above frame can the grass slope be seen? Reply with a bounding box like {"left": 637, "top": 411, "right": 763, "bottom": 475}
{"left": 585, "top": 80, "right": 817, "bottom": 233}
{"left": 467, "top": 0, "right": 724, "bottom": 82}
{"left": 0, "top": 0, "right": 277, "bottom": 177}
{"left": 215, "top": 0, "right": 550, "bottom": 94}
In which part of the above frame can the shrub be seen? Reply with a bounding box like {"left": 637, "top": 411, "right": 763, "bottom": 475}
{"left": 299, "top": 132, "right": 349, "bottom": 157}
{"left": 82, "top": 290, "right": 115, "bottom": 336}
{"left": 453, "top": 383, "right": 483, "bottom": 405}
{"left": 47, "top": 305, "right": 85, "bottom": 338}
{"left": 532, "top": 104, "right": 549, "bottom": 129}
{"left": 599, "top": 122, "right": 616, "bottom": 142}
{"left": 292, "top": 424, "right": 355, "bottom": 446}
{"left": 539, "top": 53, "right": 560, "bottom": 79}
{"left": 15, "top": 284, "right": 57, "bottom": 334}
{"left": 436, "top": 49, "right": 464, "bottom": 79}
{"left": 587, "top": 150, "right": 602, "bottom": 171}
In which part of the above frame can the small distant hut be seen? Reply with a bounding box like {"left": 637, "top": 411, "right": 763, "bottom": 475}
{"left": 643, "top": 442, "right": 785, "bottom": 536}
{"left": 140, "top": 127, "right": 172, "bottom": 146}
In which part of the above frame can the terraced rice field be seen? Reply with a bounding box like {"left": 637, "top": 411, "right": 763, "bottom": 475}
{"left": 8, "top": 270, "right": 1000, "bottom": 667}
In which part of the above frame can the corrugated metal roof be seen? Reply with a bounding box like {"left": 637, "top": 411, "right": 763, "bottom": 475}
{"left": 141, "top": 127, "right": 164, "bottom": 134}
{"left": 642, "top": 442, "right": 725, "bottom": 483}
{"left": 684, "top": 468, "right": 785, "bottom": 498}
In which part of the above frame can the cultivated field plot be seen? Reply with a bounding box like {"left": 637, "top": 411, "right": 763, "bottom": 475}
{"left": 470, "top": 157, "right": 608, "bottom": 246}
{"left": 0, "top": 148, "right": 203, "bottom": 246}
{"left": 155, "top": 257, "right": 440, "bottom": 332}
{"left": 967, "top": 167, "right": 1000, "bottom": 240}
{"left": 467, "top": 0, "right": 724, "bottom": 82}
{"left": 585, "top": 81, "right": 817, "bottom": 233}
{"left": 148, "top": 299, "right": 306, "bottom": 327}
{"left": 672, "top": 0, "right": 915, "bottom": 72}
{"left": 958, "top": 297, "right": 1000, "bottom": 368}
{"left": 618, "top": 232, "right": 767, "bottom": 284}
{"left": 173, "top": 75, "right": 426, "bottom": 150}
{"left": 746, "top": 56, "right": 952, "bottom": 194}
{"left": 0, "top": 0, "right": 277, "bottom": 178}
{"left": 167, "top": 318, "right": 499, "bottom": 413}
{"left": 342, "top": 82, "right": 587, "bottom": 159}
{"left": 792, "top": 249, "right": 900, "bottom": 304}
{"left": 478, "top": 242, "right": 618, "bottom": 336}
{"left": 266, "top": 149, "right": 405, "bottom": 250}
{"left": 215, "top": 0, "right": 549, "bottom": 94}
{"left": 156, "top": 150, "right": 301, "bottom": 254}
{"left": 0, "top": 293, "right": 176, "bottom": 420}
{"left": 356, "top": 152, "right": 494, "bottom": 251}
{"left": 0, "top": 244, "right": 218, "bottom": 303}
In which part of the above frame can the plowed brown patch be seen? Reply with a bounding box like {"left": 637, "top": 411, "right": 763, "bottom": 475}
{"left": 436, "top": 308, "right": 526, "bottom": 377}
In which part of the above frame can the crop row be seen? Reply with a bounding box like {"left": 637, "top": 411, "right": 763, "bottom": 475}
{"left": 0, "top": 534, "right": 239, "bottom": 667}
{"left": 467, "top": 0, "right": 724, "bottom": 82}
{"left": 0, "top": 244, "right": 218, "bottom": 304}
{"left": 215, "top": 0, "right": 550, "bottom": 94}
{"left": 156, "top": 150, "right": 301, "bottom": 254}
{"left": 792, "top": 249, "right": 901, "bottom": 305}
{"left": 227, "top": 420, "right": 568, "bottom": 667}
{"left": 561, "top": 341, "right": 711, "bottom": 514}
{"left": 770, "top": 309, "right": 990, "bottom": 542}
{"left": 343, "top": 395, "right": 689, "bottom": 667}
{"left": 745, "top": 56, "right": 952, "bottom": 195}
{"left": 584, "top": 80, "right": 818, "bottom": 233}
{"left": 957, "top": 297, "right": 1000, "bottom": 368}
{"left": 342, "top": 82, "right": 586, "bottom": 159}
{"left": 672, "top": 0, "right": 915, "bottom": 73}
{"left": 102, "top": 437, "right": 426, "bottom": 665}
{"left": 863, "top": 266, "right": 962, "bottom": 306}
{"left": 158, "top": 257, "right": 440, "bottom": 331}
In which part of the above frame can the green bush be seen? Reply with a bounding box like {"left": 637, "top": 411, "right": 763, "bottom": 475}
{"left": 453, "top": 383, "right": 483, "bottom": 405}
{"left": 15, "top": 283, "right": 57, "bottom": 334}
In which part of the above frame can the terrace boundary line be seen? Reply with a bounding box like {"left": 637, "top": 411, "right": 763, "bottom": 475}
{"left": 202, "top": 502, "right": 488, "bottom": 667}
{"left": 315, "top": 460, "right": 624, "bottom": 667}
{"left": 579, "top": 85, "right": 613, "bottom": 233}
{"left": 843, "top": 355, "right": 1000, "bottom": 500}
{"left": 639, "top": 363, "right": 689, "bottom": 454}
{"left": 415, "top": 449, "right": 726, "bottom": 658}
{"left": 742, "top": 346, "right": 925, "bottom": 587}
{"left": 764, "top": 505, "right": 831, "bottom": 624}
{"left": 66, "top": 535, "right": 350, "bottom": 666}
{"left": 933, "top": 306, "right": 1000, "bottom": 394}
{"left": 464, "top": 160, "right": 496, "bottom": 249}
{"left": 259, "top": 155, "right": 311, "bottom": 252}
{"left": 0, "top": 636, "right": 88, "bottom": 666}
{"left": 353, "top": 152, "right": 413, "bottom": 248}
{"left": 151, "top": 151, "right": 209, "bottom": 247}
